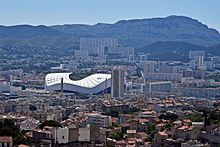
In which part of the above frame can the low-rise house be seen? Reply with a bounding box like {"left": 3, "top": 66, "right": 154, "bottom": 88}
{"left": 52, "top": 125, "right": 106, "bottom": 145}
{"left": 0, "top": 136, "right": 13, "bottom": 147}
{"left": 115, "top": 140, "right": 126, "bottom": 147}
{"left": 174, "top": 125, "right": 201, "bottom": 140}
{"left": 181, "top": 140, "right": 210, "bottom": 147}
{"left": 138, "top": 110, "right": 157, "bottom": 119}
{"left": 0, "top": 114, "right": 28, "bottom": 125}
{"left": 127, "top": 130, "right": 137, "bottom": 137}
{"left": 18, "top": 144, "right": 30, "bottom": 147}
{"left": 154, "top": 131, "right": 168, "bottom": 143}
{"left": 61, "top": 116, "right": 87, "bottom": 128}
{"left": 133, "top": 132, "right": 148, "bottom": 141}
{"left": 31, "top": 129, "right": 53, "bottom": 142}
{"left": 20, "top": 118, "right": 39, "bottom": 131}
{"left": 90, "top": 126, "right": 106, "bottom": 144}
{"left": 128, "top": 119, "right": 149, "bottom": 132}
{"left": 156, "top": 123, "right": 166, "bottom": 131}
{"left": 101, "top": 100, "right": 129, "bottom": 113}
{"left": 118, "top": 114, "right": 136, "bottom": 124}
{"left": 201, "top": 126, "right": 220, "bottom": 146}
{"left": 192, "top": 121, "right": 204, "bottom": 129}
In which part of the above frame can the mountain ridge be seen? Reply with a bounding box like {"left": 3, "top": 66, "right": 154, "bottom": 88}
{"left": 51, "top": 15, "right": 220, "bottom": 47}
{"left": 0, "top": 15, "right": 220, "bottom": 51}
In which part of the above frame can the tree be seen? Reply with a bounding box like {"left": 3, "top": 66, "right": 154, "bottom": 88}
{"left": 104, "top": 110, "right": 119, "bottom": 118}
{"left": 29, "top": 105, "right": 37, "bottom": 111}
{"left": 112, "top": 122, "right": 119, "bottom": 127}
{"left": 165, "top": 123, "right": 172, "bottom": 130}
{"left": 4, "top": 119, "right": 15, "bottom": 127}
{"left": 208, "top": 110, "right": 220, "bottom": 124}
{"left": 0, "top": 127, "right": 13, "bottom": 136}
{"left": 13, "top": 133, "right": 28, "bottom": 145}
{"left": 159, "top": 112, "right": 178, "bottom": 121}
{"left": 158, "top": 114, "right": 165, "bottom": 120}
{"left": 213, "top": 102, "right": 220, "bottom": 108}
{"left": 189, "top": 113, "right": 203, "bottom": 122}
{"left": 146, "top": 122, "right": 156, "bottom": 134}
{"left": 145, "top": 122, "right": 156, "bottom": 141}
{"left": 125, "top": 107, "right": 141, "bottom": 114}
{"left": 108, "top": 132, "right": 121, "bottom": 140}
{"left": 21, "top": 85, "right": 26, "bottom": 90}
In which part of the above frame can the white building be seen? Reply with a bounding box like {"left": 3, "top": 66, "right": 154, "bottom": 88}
{"left": 87, "top": 113, "right": 112, "bottom": 128}
{"left": 171, "top": 87, "right": 220, "bottom": 98}
{"left": 189, "top": 51, "right": 205, "bottom": 60}
{"left": 195, "top": 56, "right": 204, "bottom": 66}
{"left": 52, "top": 126, "right": 106, "bottom": 144}
{"left": 139, "top": 55, "right": 148, "bottom": 62}
{"left": 158, "top": 65, "right": 180, "bottom": 73}
{"left": 80, "top": 38, "right": 118, "bottom": 56}
{"left": 0, "top": 80, "right": 10, "bottom": 93}
{"left": 145, "top": 73, "right": 183, "bottom": 82}
{"left": 128, "top": 55, "right": 134, "bottom": 62}
{"left": 78, "top": 38, "right": 134, "bottom": 57}
{"left": 74, "top": 50, "right": 89, "bottom": 58}
{"left": 144, "top": 81, "right": 172, "bottom": 94}
{"left": 143, "top": 61, "right": 157, "bottom": 78}
{"left": 55, "top": 127, "right": 69, "bottom": 144}
{"left": 79, "top": 127, "right": 90, "bottom": 142}
{"left": 109, "top": 46, "right": 134, "bottom": 56}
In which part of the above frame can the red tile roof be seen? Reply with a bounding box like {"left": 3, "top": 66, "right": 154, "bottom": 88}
{"left": 0, "top": 136, "right": 13, "bottom": 143}
{"left": 158, "top": 131, "right": 168, "bottom": 136}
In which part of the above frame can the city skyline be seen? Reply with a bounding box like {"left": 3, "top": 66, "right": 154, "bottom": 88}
{"left": 0, "top": 0, "right": 220, "bottom": 31}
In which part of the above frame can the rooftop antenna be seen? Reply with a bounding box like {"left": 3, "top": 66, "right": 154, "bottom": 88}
{"left": 61, "top": 77, "right": 64, "bottom": 94}
{"left": 105, "top": 77, "right": 107, "bottom": 94}
{"left": 103, "top": 77, "right": 107, "bottom": 95}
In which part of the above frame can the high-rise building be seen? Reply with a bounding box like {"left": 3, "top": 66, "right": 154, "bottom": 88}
{"left": 77, "top": 38, "right": 134, "bottom": 58}
{"left": 195, "top": 56, "right": 204, "bottom": 66}
{"left": 189, "top": 51, "right": 205, "bottom": 60}
{"left": 80, "top": 38, "right": 118, "bottom": 56}
{"left": 144, "top": 81, "right": 172, "bottom": 94}
{"left": 158, "top": 65, "right": 180, "bottom": 73}
{"left": 143, "top": 61, "right": 157, "bottom": 78}
{"left": 128, "top": 55, "right": 134, "bottom": 62}
{"left": 145, "top": 73, "right": 183, "bottom": 81}
{"left": 139, "top": 55, "right": 148, "bottom": 62}
{"left": 111, "top": 67, "right": 124, "bottom": 98}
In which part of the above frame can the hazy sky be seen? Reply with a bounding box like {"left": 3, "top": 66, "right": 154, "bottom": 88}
{"left": 0, "top": 0, "right": 219, "bottom": 31}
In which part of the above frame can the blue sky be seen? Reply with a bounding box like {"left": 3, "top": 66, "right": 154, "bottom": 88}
{"left": 0, "top": 0, "right": 219, "bottom": 31}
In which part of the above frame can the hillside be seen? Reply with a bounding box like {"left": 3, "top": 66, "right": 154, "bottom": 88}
{"left": 52, "top": 15, "right": 220, "bottom": 47}
{"left": 138, "top": 41, "right": 204, "bottom": 61}
{"left": 0, "top": 15, "right": 220, "bottom": 56}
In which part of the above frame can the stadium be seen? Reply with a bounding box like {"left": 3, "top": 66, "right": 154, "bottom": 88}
{"left": 45, "top": 73, "right": 111, "bottom": 94}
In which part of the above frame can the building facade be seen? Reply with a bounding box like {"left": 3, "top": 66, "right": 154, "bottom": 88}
{"left": 111, "top": 67, "right": 124, "bottom": 98}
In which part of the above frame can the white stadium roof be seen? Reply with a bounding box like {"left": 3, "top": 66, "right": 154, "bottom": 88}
{"left": 45, "top": 73, "right": 111, "bottom": 94}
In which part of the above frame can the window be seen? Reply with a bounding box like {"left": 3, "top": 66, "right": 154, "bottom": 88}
{"left": 62, "top": 136, "right": 65, "bottom": 139}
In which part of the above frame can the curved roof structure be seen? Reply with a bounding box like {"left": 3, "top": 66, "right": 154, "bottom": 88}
{"left": 45, "top": 73, "right": 111, "bottom": 94}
